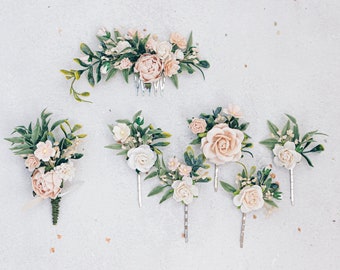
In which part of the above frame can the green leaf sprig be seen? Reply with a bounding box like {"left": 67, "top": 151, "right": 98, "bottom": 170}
{"left": 146, "top": 146, "right": 211, "bottom": 204}
{"left": 259, "top": 114, "right": 326, "bottom": 167}
{"left": 220, "top": 164, "right": 282, "bottom": 209}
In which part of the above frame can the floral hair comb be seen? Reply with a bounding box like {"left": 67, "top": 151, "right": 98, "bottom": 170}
{"left": 61, "top": 28, "right": 210, "bottom": 102}
{"left": 220, "top": 164, "right": 282, "bottom": 248}
{"left": 260, "top": 114, "right": 326, "bottom": 205}
{"left": 146, "top": 146, "right": 211, "bottom": 242}
{"left": 5, "top": 110, "right": 86, "bottom": 225}
{"left": 106, "top": 111, "right": 171, "bottom": 207}
{"left": 188, "top": 105, "right": 253, "bottom": 191}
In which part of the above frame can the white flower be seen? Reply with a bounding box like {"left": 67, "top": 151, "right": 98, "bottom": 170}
{"left": 55, "top": 162, "right": 75, "bottom": 182}
{"left": 273, "top": 141, "right": 302, "bottom": 170}
{"left": 100, "top": 64, "right": 109, "bottom": 74}
{"left": 114, "top": 41, "right": 131, "bottom": 54}
{"left": 34, "top": 140, "right": 56, "bottom": 162}
{"left": 174, "top": 49, "right": 184, "bottom": 60}
{"left": 127, "top": 145, "right": 156, "bottom": 173}
{"left": 233, "top": 185, "right": 264, "bottom": 213}
{"left": 223, "top": 104, "right": 243, "bottom": 118}
{"left": 112, "top": 123, "right": 130, "bottom": 143}
{"left": 287, "top": 129, "right": 294, "bottom": 137}
{"left": 172, "top": 176, "right": 198, "bottom": 205}
{"left": 97, "top": 27, "right": 107, "bottom": 37}
{"left": 167, "top": 157, "right": 180, "bottom": 171}
{"left": 178, "top": 164, "right": 192, "bottom": 177}
{"left": 156, "top": 41, "right": 172, "bottom": 60}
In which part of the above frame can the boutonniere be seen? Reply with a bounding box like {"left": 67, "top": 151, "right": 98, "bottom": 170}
{"left": 5, "top": 110, "right": 86, "bottom": 225}
{"left": 61, "top": 28, "right": 210, "bottom": 102}
{"left": 260, "top": 114, "right": 326, "bottom": 205}
{"left": 188, "top": 105, "right": 253, "bottom": 191}
{"left": 146, "top": 146, "right": 211, "bottom": 242}
{"left": 220, "top": 164, "right": 282, "bottom": 248}
{"left": 106, "top": 111, "right": 171, "bottom": 207}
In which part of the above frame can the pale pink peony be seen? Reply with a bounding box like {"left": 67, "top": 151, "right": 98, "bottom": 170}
{"left": 31, "top": 168, "right": 62, "bottom": 199}
{"left": 201, "top": 123, "right": 244, "bottom": 165}
{"left": 178, "top": 164, "right": 192, "bottom": 177}
{"left": 34, "top": 140, "right": 56, "bottom": 162}
{"left": 170, "top": 32, "right": 187, "bottom": 50}
{"left": 189, "top": 118, "right": 207, "bottom": 134}
{"left": 134, "top": 54, "right": 163, "bottom": 83}
{"left": 164, "top": 54, "right": 180, "bottom": 77}
{"left": 25, "top": 154, "right": 40, "bottom": 172}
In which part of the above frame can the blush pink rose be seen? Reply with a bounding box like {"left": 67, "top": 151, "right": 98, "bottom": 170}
{"left": 189, "top": 118, "right": 207, "bottom": 134}
{"left": 31, "top": 168, "right": 62, "bottom": 199}
{"left": 201, "top": 123, "right": 244, "bottom": 165}
{"left": 25, "top": 154, "right": 40, "bottom": 172}
{"left": 134, "top": 54, "right": 163, "bottom": 83}
{"left": 164, "top": 55, "right": 180, "bottom": 77}
{"left": 170, "top": 32, "right": 187, "bottom": 50}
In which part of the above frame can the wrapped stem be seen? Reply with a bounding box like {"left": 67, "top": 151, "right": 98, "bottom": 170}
{"left": 51, "top": 197, "right": 61, "bottom": 225}
{"left": 184, "top": 204, "right": 189, "bottom": 243}
{"left": 137, "top": 173, "right": 142, "bottom": 208}
{"left": 290, "top": 169, "right": 294, "bottom": 206}
{"left": 214, "top": 164, "right": 219, "bottom": 192}
{"left": 240, "top": 213, "right": 246, "bottom": 248}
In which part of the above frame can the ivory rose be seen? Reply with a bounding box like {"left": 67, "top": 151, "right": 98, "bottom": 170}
{"left": 134, "top": 54, "right": 163, "bottom": 83}
{"left": 170, "top": 32, "right": 187, "bottom": 50}
{"left": 34, "top": 140, "right": 56, "bottom": 162}
{"left": 273, "top": 141, "right": 302, "bottom": 170}
{"left": 201, "top": 123, "right": 244, "bottom": 165}
{"left": 31, "top": 168, "right": 62, "bottom": 199}
{"left": 112, "top": 123, "right": 130, "bottom": 143}
{"left": 189, "top": 118, "right": 207, "bottom": 134}
{"left": 164, "top": 55, "right": 180, "bottom": 77}
{"left": 156, "top": 41, "right": 172, "bottom": 60}
{"left": 172, "top": 176, "right": 198, "bottom": 205}
{"left": 233, "top": 185, "right": 264, "bottom": 213}
{"left": 25, "top": 154, "right": 40, "bottom": 172}
{"left": 127, "top": 145, "right": 156, "bottom": 173}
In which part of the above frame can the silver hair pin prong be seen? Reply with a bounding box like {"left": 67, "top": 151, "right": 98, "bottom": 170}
{"left": 240, "top": 213, "right": 246, "bottom": 248}
{"left": 184, "top": 204, "right": 189, "bottom": 243}
{"left": 214, "top": 164, "right": 219, "bottom": 192}
{"left": 137, "top": 173, "right": 142, "bottom": 208}
{"left": 290, "top": 169, "right": 294, "bottom": 206}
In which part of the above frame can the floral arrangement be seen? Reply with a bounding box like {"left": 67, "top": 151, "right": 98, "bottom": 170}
{"left": 146, "top": 146, "right": 211, "bottom": 242}
{"left": 220, "top": 164, "right": 282, "bottom": 247}
{"left": 5, "top": 110, "right": 86, "bottom": 225}
{"left": 188, "top": 105, "right": 253, "bottom": 191}
{"left": 105, "top": 110, "right": 171, "bottom": 207}
{"left": 61, "top": 28, "right": 210, "bottom": 102}
{"left": 260, "top": 114, "right": 326, "bottom": 205}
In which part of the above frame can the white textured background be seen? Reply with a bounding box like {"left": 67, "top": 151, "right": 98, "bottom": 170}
{"left": 0, "top": 0, "right": 339, "bottom": 269}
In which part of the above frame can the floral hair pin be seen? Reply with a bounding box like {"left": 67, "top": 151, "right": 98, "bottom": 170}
{"left": 5, "top": 110, "right": 86, "bottom": 225}
{"left": 61, "top": 28, "right": 210, "bottom": 102}
{"left": 146, "top": 146, "right": 211, "bottom": 242}
{"left": 260, "top": 114, "right": 326, "bottom": 205}
{"left": 188, "top": 105, "right": 253, "bottom": 192}
{"left": 106, "top": 111, "right": 171, "bottom": 207}
{"left": 220, "top": 164, "right": 282, "bottom": 248}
